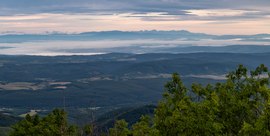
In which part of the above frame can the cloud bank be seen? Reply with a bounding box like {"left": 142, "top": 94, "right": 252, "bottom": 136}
{"left": 0, "top": 0, "right": 269, "bottom": 35}
{"left": 0, "top": 30, "right": 269, "bottom": 55}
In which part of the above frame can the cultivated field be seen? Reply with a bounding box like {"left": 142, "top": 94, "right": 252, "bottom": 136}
{"left": 19, "top": 110, "right": 37, "bottom": 117}
{"left": 0, "top": 82, "right": 47, "bottom": 90}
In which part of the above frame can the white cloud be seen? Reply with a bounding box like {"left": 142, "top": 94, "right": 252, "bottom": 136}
{"left": 184, "top": 9, "right": 260, "bottom": 17}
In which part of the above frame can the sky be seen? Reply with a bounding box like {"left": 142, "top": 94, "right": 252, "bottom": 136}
{"left": 1, "top": 0, "right": 270, "bottom": 35}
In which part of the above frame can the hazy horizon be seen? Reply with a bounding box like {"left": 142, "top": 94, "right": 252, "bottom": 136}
{"left": 1, "top": 0, "right": 270, "bottom": 35}
{"left": 1, "top": 1, "right": 270, "bottom": 55}
{"left": 0, "top": 30, "right": 269, "bottom": 56}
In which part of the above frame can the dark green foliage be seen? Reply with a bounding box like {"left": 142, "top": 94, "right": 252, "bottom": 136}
{"left": 9, "top": 64, "right": 270, "bottom": 135}
{"left": 1, "top": 52, "right": 270, "bottom": 82}
{"left": 115, "top": 58, "right": 242, "bottom": 76}
{"left": 96, "top": 105, "right": 157, "bottom": 130}
{"left": 9, "top": 108, "right": 77, "bottom": 136}
{"left": 109, "top": 119, "right": 133, "bottom": 136}
{"left": 0, "top": 61, "right": 130, "bottom": 82}
{"left": 0, "top": 127, "right": 13, "bottom": 136}
{"left": 153, "top": 64, "right": 270, "bottom": 135}
{"left": 0, "top": 113, "right": 22, "bottom": 127}
{"left": 0, "top": 113, "right": 22, "bottom": 136}
{"left": 0, "top": 78, "right": 224, "bottom": 111}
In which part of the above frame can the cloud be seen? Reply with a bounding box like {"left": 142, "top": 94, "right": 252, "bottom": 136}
{"left": 1, "top": 0, "right": 270, "bottom": 16}
{"left": 0, "top": 0, "right": 269, "bottom": 35}
{"left": 1, "top": 1, "right": 270, "bottom": 22}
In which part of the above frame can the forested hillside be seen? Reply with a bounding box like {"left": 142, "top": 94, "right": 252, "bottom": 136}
{"left": 8, "top": 64, "right": 270, "bottom": 135}
{"left": 0, "top": 113, "right": 22, "bottom": 136}
{"left": 1, "top": 52, "right": 270, "bottom": 135}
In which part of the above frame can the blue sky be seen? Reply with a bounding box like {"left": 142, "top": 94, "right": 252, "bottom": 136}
{"left": 1, "top": 0, "right": 270, "bottom": 35}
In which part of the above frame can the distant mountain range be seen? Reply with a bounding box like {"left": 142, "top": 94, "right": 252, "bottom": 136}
{"left": 1, "top": 30, "right": 269, "bottom": 43}
{"left": 0, "top": 30, "right": 270, "bottom": 55}
{"left": 1, "top": 30, "right": 212, "bottom": 43}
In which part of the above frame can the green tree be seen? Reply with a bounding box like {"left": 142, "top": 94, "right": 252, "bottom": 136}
{"left": 9, "top": 108, "right": 77, "bottom": 136}
{"left": 154, "top": 64, "right": 270, "bottom": 135}
{"left": 132, "top": 115, "right": 159, "bottom": 136}
{"left": 109, "top": 119, "right": 132, "bottom": 136}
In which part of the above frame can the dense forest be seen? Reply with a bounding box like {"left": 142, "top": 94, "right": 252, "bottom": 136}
{"left": 8, "top": 64, "right": 270, "bottom": 135}
{"left": 1, "top": 52, "right": 270, "bottom": 135}
{"left": 0, "top": 113, "right": 22, "bottom": 136}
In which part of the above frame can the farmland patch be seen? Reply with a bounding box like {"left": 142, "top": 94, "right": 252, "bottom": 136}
{"left": 0, "top": 82, "right": 47, "bottom": 90}
{"left": 19, "top": 110, "right": 37, "bottom": 117}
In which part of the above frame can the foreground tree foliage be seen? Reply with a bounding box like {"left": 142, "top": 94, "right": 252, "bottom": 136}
{"left": 9, "top": 109, "right": 78, "bottom": 136}
{"left": 153, "top": 64, "right": 270, "bottom": 135}
{"left": 10, "top": 64, "right": 270, "bottom": 135}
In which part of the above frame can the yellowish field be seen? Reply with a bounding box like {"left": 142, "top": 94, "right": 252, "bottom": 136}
{"left": 54, "top": 86, "right": 67, "bottom": 89}
{"left": 117, "top": 58, "right": 136, "bottom": 61}
{"left": 49, "top": 82, "right": 71, "bottom": 85}
{"left": 184, "top": 74, "right": 227, "bottom": 80}
{"left": 19, "top": 110, "right": 37, "bottom": 117}
{"left": 0, "top": 82, "right": 47, "bottom": 90}
{"left": 2, "top": 113, "right": 11, "bottom": 115}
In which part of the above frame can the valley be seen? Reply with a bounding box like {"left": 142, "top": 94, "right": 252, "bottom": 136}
{"left": 1, "top": 51, "right": 270, "bottom": 131}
